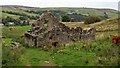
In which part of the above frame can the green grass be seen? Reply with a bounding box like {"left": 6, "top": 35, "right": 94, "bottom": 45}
{"left": 52, "top": 50, "right": 96, "bottom": 66}
{"left": 2, "top": 7, "right": 39, "bottom": 17}
{"left": 18, "top": 48, "right": 53, "bottom": 66}
{"left": 2, "top": 26, "right": 31, "bottom": 47}
{"left": 2, "top": 24, "right": 97, "bottom": 66}
{"left": 2, "top": 13, "right": 20, "bottom": 19}
{"left": 2, "top": 45, "right": 26, "bottom": 66}
{"left": 1, "top": 6, "right": 39, "bottom": 20}
{"left": 2, "top": 21, "right": 119, "bottom": 66}
{"left": 18, "top": 46, "right": 96, "bottom": 66}
{"left": 65, "top": 18, "right": 118, "bottom": 31}
{"left": 2, "top": 26, "right": 31, "bottom": 38}
{"left": 17, "top": 33, "right": 119, "bottom": 66}
{"left": 2, "top": 38, "right": 12, "bottom": 46}
{"left": 96, "top": 31, "right": 118, "bottom": 40}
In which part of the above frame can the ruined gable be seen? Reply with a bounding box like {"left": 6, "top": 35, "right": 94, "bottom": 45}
{"left": 36, "top": 12, "right": 60, "bottom": 29}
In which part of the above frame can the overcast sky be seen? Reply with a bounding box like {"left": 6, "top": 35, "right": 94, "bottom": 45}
{"left": 1, "top": 0, "right": 119, "bottom": 10}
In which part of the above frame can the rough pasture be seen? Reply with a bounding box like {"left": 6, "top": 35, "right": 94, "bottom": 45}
{"left": 2, "top": 26, "right": 31, "bottom": 38}
{"left": 65, "top": 18, "right": 118, "bottom": 31}
{"left": 2, "top": 18, "right": 120, "bottom": 66}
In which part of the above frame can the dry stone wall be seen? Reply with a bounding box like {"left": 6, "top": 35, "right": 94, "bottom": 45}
{"left": 24, "top": 12, "right": 96, "bottom": 47}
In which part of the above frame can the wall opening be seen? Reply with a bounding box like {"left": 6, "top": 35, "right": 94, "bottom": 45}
{"left": 43, "top": 20, "right": 48, "bottom": 27}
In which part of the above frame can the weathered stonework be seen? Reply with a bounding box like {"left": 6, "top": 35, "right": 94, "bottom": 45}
{"left": 24, "top": 12, "right": 96, "bottom": 47}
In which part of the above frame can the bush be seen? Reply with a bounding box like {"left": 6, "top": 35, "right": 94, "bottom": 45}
{"left": 19, "top": 16, "right": 28, "bottom": 20}
{"left": 84, "top": 16, "right": 101, "bottom": 24}
{"left": 2, "top": 16, "right": 21, "bottom": 26}
{"left": 2, "top": 46, "right": 25, "bottom": 66}
{"left": 62, "top": 15, "right": 71, "bottom": 22}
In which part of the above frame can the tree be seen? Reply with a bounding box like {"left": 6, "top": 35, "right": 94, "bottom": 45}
{"left": 84, "top": 16, "right": 101, "bottom": 24}
{"left": 62, "top": 15, "right": 71, "bottom": 22}
{"left": 2, "top": 16, "right": 15, "bottom": 26}
{"left": 19, "top": 16, "right": 28, "bottom": 20}
{"left": 2, "top": 18, "right": 8, "bottom": 25}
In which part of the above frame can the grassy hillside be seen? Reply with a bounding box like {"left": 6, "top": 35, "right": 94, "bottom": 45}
{"left": 1, "top": 5, "right": 118, "bottom": 19}
{"left": 65, "top": 18, "right": 119, "bottom": 31}
{"left": 2, "top": 17, "right": 119, "bottom": 66}
{"left": 2, "top": 13, "right": 20, "bottom": 19}
{"left": 1, "top": 5, "right": 39, "bottom": 21}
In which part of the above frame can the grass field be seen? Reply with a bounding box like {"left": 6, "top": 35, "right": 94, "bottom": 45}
{"left": 2, "top": 26, "right": 31, "bottom": 38}
{"left": 2, "top": 13, "right": 20, "bottom": 19}
{"left": 2, "top": 18, "right": 120, "bottom": 66}
{"left": 1, "top": 6, "right": 39, "bottom": 19}
{"left": 65, "top": 18, "right": 118, "bottom": 31}
{"left": 18, "top": 45, "right": 96, "bottom": 66}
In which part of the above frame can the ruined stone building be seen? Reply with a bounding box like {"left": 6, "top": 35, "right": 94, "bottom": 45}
{"left": 24, "top": 12, "right": 96, "bottom": 47}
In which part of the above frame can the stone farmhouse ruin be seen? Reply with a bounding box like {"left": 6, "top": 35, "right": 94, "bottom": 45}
{"left": 24, "top": 12, "right": 96, "bottom": 47}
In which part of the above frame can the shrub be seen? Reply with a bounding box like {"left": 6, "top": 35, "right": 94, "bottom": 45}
{"left": 84, "top": 16, "right": 101, "bottom": 24}
{"left": 62, "top": 15, "right": 71, "bottom": 22}
{"left": 2, "top": 46, "right": 25, "bottom": 66}
{"left": 19, "top": 16, "right": 28, "bottom": 20}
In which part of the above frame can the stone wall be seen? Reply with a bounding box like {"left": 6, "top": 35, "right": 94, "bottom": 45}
{"left": 24, "top": 12, "right": 96, "bottom": 47}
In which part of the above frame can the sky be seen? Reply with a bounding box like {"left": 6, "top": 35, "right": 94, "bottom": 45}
{"left": 0, "top": 0, "right": 120, "bottom": 10}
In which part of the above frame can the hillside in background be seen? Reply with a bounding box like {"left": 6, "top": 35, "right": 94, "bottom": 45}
{"left": 1, "top": 5, "right": 118, "bottom": 19}
{"left": 1, "top": 5, "right": 119, "bottom": 26}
